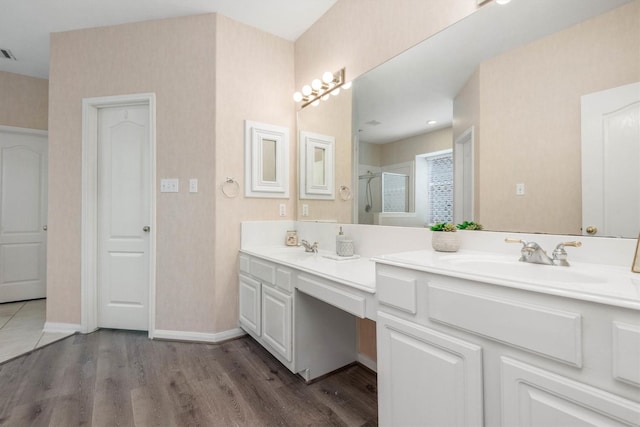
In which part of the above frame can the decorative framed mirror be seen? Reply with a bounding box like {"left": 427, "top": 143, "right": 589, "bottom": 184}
{"left": 244, "top": 120, "right": 289, "bottom": 198}
{"left": 299, "top": 130, "right": 335, "bottom": 200}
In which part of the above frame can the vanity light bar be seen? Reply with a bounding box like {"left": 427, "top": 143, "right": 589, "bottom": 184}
{"left": 293, "top": 68, "right": 349, "bottom": 109}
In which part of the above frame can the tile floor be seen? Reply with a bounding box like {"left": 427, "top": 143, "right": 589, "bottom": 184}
{"left": 0, "top": 299, "right": 74, "bottom": 364}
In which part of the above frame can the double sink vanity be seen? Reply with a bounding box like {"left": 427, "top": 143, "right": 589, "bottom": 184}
{"left": 238, "top": 221, "right": 640, "bottom": 426}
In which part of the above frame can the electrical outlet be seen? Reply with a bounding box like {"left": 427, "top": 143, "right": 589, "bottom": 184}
{"left": 160, "top": 178, "right": 179, "bottom": 193}
{"left": 302, "top": 204, "right": 309, "bottom": 217}
{"left": 189, "top": 178, "right": 198, "bottom": 193}
{"left": 516, "top": 183, "right": 525, "bottom": 196}
{"left": 279, "top": 204, "right": 286, "bottom": 217}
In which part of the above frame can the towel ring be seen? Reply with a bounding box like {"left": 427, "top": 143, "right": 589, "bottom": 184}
{"left": 222, "top": 177, "right": 240, "bottom": 198}
{"left": 339, "top": 185, "right": 352, "bottom": 201}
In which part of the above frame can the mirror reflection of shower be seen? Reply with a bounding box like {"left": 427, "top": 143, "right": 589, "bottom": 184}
{"left": 359, "top": 170, "right": 381, "bottom": 220}
{"left": 358, "top": 169, "right": 411, "bottom": 224}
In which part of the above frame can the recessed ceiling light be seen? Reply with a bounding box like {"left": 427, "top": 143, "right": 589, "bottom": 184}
{"left": 427, "top": 120, "right": 437, "bottom": 126}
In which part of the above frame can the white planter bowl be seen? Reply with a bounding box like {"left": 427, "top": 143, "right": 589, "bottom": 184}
{"left": 431, "top": 232, "right": 460, "bottom": 252}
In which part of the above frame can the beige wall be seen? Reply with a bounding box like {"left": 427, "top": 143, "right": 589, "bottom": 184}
{"left": 47, "top": 13, "right": 296, "bottom": 333}
{"left": 474, "top": 1, "right": 639, "bottom": 234}
{"left": 0, "top": 71, "right": 48, "bottom": 130}
{"left": 380, "top": 127, "right": 452, "bottom": 165}
{"left": 296, "top": 91, "right": 352, "bottom": 222}
{"left": 213, "top": 15, "right": 295, "bottom": 331}
{"left": 48, "top": 14, "right": 218, "bottom": 328}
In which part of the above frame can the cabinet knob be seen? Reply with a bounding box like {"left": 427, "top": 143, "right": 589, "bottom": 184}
{"left": 143, "top": 226, "right": 150, "bottom": 232}
{"left": 585, "top": 226, "right": 597, "bottom": 235}
{"left": 43, "top": 225, "right": 47, "bottom": 231}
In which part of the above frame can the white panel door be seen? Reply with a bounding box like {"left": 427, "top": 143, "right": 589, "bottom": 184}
{"left": 377, "top": 311, "right": 483, "bottom": 427}
{"left": 501, "top": 357, "right": 640, "bottom": 426}
{"left": 582, "top": 82, "right": 640, "bottom": 237}
{"left": 239, "top": 273, "right": 261, "bottom": 336}
{"left": 0, "top": 128, "right": 47, "bottom": 303}
{"left": 261, "top": 284, "right": 292, "bottom": 362}
{"left": 97, "top": 105, "right": 150, "bottom": 330}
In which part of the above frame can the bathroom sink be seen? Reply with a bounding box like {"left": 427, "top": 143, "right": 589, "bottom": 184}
{"left": 438, "top": 253, "right": 606, "bottom": 284}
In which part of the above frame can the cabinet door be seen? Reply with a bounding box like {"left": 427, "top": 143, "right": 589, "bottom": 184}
{"left": 501, "top": 357, "right": 640, "bottom": 426}
{"left": 262, "top": 284, "right": 292, "bottom": 362}
{"left": 377, "top": 312, "right": 483, "bottom": 427}
{"left": 239, "top": 274, "right": 261, "bottom": 336}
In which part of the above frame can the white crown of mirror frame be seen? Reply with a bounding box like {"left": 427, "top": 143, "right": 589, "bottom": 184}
{"left": 297, "top": 0, "right": 638, "bottom": 237}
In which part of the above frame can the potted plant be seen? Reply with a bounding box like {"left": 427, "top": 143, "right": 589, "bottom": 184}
{"left": 457, "top": 221, "right": 483, "bottom": 230}
{"left": 430, "top": 222, "right": 460, "bottom": 252}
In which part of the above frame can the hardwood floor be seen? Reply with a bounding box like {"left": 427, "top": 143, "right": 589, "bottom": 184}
{"left": 0, "top": 329, "right": 378, "bottom": 426}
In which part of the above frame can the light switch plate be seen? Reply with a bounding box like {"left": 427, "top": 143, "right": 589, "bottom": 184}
{"left": 279, "top": 204, "right": 286, "bottom": 216}
{"left": 516, "top": 183, "right": 525, "bottom": 196}
{"left": 189, "top": 178, "right": 198, "bottom": 193}
{"left": 302, "top": 204, "right": 309, "bottom": 217}
{"left": 160, "top": 178, "right": 179, "bottom": 193}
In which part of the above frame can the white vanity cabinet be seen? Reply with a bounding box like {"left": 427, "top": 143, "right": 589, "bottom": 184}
{"left": 238, "top": 250, "right": 369, "bottom": 382}
{"left": 375, "top": 262, "right": 640, "bottom": 427}
{"left": 239, "top": 254, "right": 294, "bottom": 369}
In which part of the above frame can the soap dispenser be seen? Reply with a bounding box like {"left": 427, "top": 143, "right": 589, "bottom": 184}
{"left": 336, "top": 226, "right": 345, "bottom": 254}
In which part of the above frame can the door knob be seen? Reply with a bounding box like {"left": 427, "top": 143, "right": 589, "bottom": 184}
{"left": 43, "top": 225, "right": 47, "bottom": 231}
{"left": 585, "top": 225, "right": 597, "bottom": 235}
{"left": 143, "top": 226, "right": 150, "bottom": 232}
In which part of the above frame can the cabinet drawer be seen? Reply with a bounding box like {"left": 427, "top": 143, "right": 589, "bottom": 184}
{"left": 239, "top": 254, "right": 250, "bottom": 274}
{"left": 297, "top": 274, "right": 366, "bottom": 318}
{"left": 276, "top": 267, "right": 293, "bottom": 293}
{"left": 428, "top": 283, "right": 582, "bottom": 366}
{"left": 377, "top": 272, "right": 417, "bottom": 314}
{"left": 250, "top": 258, "right": 276, "bottom": 285}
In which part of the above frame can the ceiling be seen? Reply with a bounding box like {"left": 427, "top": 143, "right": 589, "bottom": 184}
{"left": 0, "top": 0, "right": 338, "bottom": 79}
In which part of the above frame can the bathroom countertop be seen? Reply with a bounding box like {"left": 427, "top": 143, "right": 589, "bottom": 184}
{"left": 240, "top": 246, "right": 376, "bottom": 294}
{"left": 373, "top": 250, "right": 640, "bottom": 310}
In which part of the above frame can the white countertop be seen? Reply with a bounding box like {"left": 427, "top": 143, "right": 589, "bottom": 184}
{"left": 373, "top": 250, "right": 640, "bottom": 311}
{"left": 240, "top": 246, "right": 376, "bottom": 294}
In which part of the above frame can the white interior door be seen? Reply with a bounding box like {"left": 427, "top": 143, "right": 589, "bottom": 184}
{"left": 454, "top": 127, "right": 474, "bottom": 224}
{"left": 0, "top": 127, "right": 47, "bottom": 304}
{"left": 582, "top": 82, "right": 640, "bottom": 238}
{"left": 97, "top": 105, "right": 150, "bottom": 330}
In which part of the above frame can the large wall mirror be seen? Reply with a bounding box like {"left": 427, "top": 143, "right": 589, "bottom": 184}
{"left": 346, "top": 0, "right": 638, "bottom": 237}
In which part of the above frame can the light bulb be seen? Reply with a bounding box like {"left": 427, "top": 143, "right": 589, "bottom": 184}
{"left": 331, "top": 87, "right": 340, "bottom": 96}
{"left": 495, "top": 0, "right": 511, "bottom": 4}
{"left": 293, "top": 92, "right": 303, "bottom": 102}
{"left": 311, "top": 99, "right": 321, "bottom": 107}
{"left": 321, "top": 94, "right": 330, "bottom": 101}
{"left": 302, "top": 85, "right": 312, "bottom": 96}
{"left": 322, "top": 71, "right": 334, "bottom": 84}
{"left": 311, "top": 79, "right": 322, "bottom": 90}
{"left": 342, "top": 81, "right": 352, "bottom": 90}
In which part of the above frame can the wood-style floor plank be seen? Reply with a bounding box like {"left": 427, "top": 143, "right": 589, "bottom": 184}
{"left": 0, "top": 330, "right": 378, "bottom": 426}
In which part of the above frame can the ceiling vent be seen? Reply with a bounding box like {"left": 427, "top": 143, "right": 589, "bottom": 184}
{"left": 0, "top": 49, "right": 17, "bottom": 61}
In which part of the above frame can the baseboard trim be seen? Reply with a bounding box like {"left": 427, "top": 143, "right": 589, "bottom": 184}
{"left": 43, "top": 322, "right": 83, "bottom": 334}
{"left": 153, "top": 328, "right": 246, "bottom": 344}
{"left": 357, "top": 353, "right": 377, "bottom": 373}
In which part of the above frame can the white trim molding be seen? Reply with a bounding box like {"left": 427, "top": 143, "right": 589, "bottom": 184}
{"left": 43, "top": 322, "right": 82, "bottom": 334}
{"left": 153, "top": 328, "right": 246, "bottom": 343}
{"left": 81, "top": 93, "right": 157, "bottom": 337}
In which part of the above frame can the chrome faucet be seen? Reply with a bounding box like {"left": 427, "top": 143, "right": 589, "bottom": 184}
{"left": 300, "top": 240, "right": 319, "bottom": 253}
{"left": 505, "top": 238, "right": 581, "bottom": 266}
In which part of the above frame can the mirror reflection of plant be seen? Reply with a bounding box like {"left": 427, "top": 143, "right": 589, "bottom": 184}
{"left": 457, "top": 221, "right": 483, "bottom": 230}
{"left": 430, "top": 222, "right": 457, "bottom": 232}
